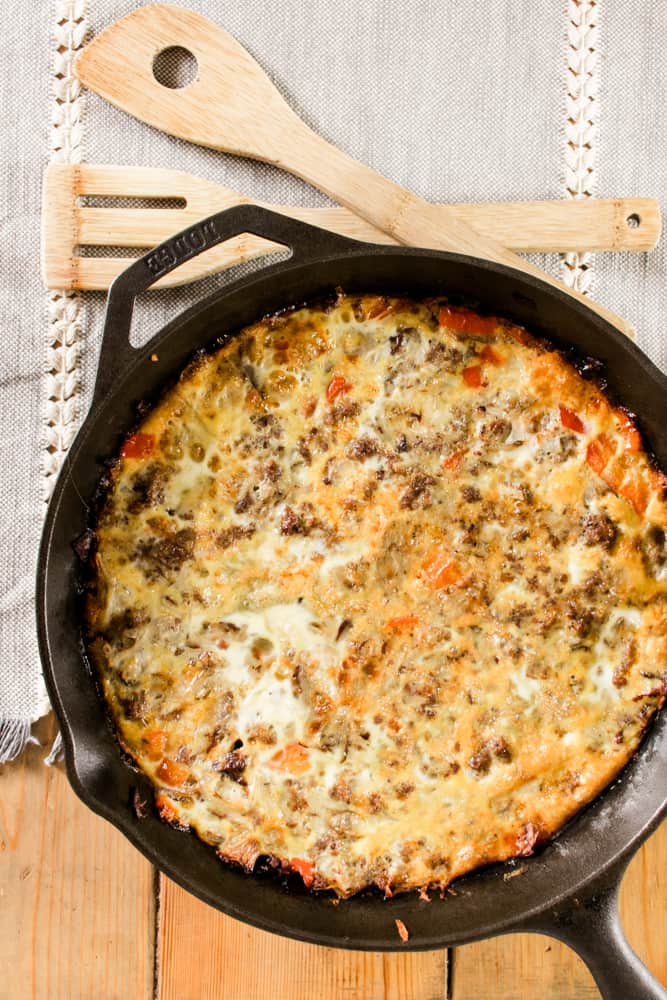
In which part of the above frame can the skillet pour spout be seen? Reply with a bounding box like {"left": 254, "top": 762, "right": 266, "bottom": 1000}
{"left": 37, "top": 205, "right": 667, "bottom": 999}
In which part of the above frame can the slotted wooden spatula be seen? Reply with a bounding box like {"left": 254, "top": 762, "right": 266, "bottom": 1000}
{"left": 41, "top": 163, "right": 660, "bottom": 290}
{"left": 75, "top": 3, "right": 655, "bottom": 334}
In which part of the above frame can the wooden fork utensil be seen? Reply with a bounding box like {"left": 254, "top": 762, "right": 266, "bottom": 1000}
{"left": 42, "top": 163, "right": 660, "bottom": 290}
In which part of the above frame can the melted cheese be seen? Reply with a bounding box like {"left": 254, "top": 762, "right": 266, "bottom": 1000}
{"left": 87, "top": 293, "right": 667, "bottom": 897}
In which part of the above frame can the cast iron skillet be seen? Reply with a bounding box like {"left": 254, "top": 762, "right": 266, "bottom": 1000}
{"left": 37, "top": 205, "right": 667, "bottom": 999}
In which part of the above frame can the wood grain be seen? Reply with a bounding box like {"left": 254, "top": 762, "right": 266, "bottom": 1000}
{"left": 450, "top": 933, "right": 598, "bottom": 1000}
{"left": 42, "top": 163, "right": 660, "bottom": 291}
{"left": 0, "top": 715, "right": 155, "bottom": 1000}
{"left": 157, "top": 875, "right": 446, "bottom": 1000}
{"left": 620, "top": 823, "right": 667, "bottom": 986}
{"left": 450, "top": 823, "right": 667, "bottom": 999}
{"left": 73, "top": 3, "right": 643, "bottom": 336}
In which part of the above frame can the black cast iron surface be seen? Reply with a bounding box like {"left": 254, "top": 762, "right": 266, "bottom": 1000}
{"left": 37, "top": 207, "right": 667, "bottom": 998}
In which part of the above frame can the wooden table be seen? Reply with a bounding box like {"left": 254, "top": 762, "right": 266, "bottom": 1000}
{"left": 1, "top": 715, "right": 665, "bottom": 1000}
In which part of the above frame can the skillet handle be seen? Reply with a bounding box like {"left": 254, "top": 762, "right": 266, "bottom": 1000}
{"left": 520, "top": 856, "right": 666, "bottom": 1000}
{"left": 93, "top": 205, "right": 361, "bottom": 408}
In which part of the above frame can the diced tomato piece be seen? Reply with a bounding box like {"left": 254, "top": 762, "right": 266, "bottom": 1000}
{"left": 441, "top": 448, "right": 467, "bottom": 471}
{"left": 120, "top": 432, "right": 155, "bottom": 459}
{"left": 326, "top": 375, "right": 352, "bottom": 403}
{"left": 462, "top": 365, "right": 483, "bottom": 388}
{"left": 616, "top": 410, "right": 641, "bottom": 452}
{"left": 438, "top": 306, "right": 497, "bottom": 337}
{"left": 386, "top": 615, "right": 419, "bottom": 632}
{"left": 156, "top": 758, "right": 190, "bottom": 787}
{"left": 144, "top": 728, "right": 167, "bottom": 761}
{"left": 269, "top": 742, "right": 311, "bottom": 775}
{"left": 422, "top": 549, "right": 462, "bottom": 590}
{"left": 290, "top": 857, "right": 315, "bottom": 887}
{"left": 559, "top": 405, "right": 585, "bottom": 434}
{"left": 586, "top": 433, "right": 615, "bottom": 476}
{"left": 480, "top": 344, "right": 503, "bottom": 365}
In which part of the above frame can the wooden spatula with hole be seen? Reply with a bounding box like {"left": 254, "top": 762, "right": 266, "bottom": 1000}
{"left": 41, "top": 163, "right": 659, "bottom": 290}
{"left": 74, "top": 3, "right": 657, "bottom": 333}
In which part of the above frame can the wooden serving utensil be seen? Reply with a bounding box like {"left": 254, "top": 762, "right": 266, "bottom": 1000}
{"left": 41, "top": 163, "right": 660, "bottom": 291}
{"left": 75, "top": 3, "right": 658, "bottom": 335}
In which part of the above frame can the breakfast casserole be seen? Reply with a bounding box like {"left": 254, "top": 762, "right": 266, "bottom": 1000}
{"left": 85, "top": 293, "right": 667, "bottom": 897}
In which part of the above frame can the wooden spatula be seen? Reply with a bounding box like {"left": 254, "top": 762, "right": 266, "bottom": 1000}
{"left": 75, "top": 4, "right": 654, "bottom": 335}
{"left": 41, "top": 163, "right": 660, "bottom": 291}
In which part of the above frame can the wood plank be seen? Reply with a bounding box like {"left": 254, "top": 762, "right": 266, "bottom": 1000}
{"left": 620, "top": 822, "right": 667, "bottom": 985}
{"left": 0, "top": 714, "right": 155, "bottom": 1000}
{"left": 157, "top": 875, "right": 447, "bottom": 1000}
{"left": 450, "top": 823, "right": 667, "bottom": 999}
{"left": 450, "top": 933, "right": 597, "bottom": 1000}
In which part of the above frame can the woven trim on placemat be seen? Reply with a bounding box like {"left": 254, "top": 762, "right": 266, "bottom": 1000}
{"left": 561, "top": 0, "right": 599, "bottom": 294}
{"left": 28, "top": 0, "right": 89, "bottom": 764}
{"left": 43, "top": 0, "right": 87, "bottom": 502}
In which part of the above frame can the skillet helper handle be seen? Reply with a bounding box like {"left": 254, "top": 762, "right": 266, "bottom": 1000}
{"left": 94, "top": 204, "right": 358, "bottom": 407}
{"left": 522, "top": 858, "right": 666, "bottom": 1000}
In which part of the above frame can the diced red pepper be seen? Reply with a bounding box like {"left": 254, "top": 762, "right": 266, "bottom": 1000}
{"left": 422, "top": 549, "right": 462, "bottom": 590}
{"left": 439, "top": 306, "right": 497, "bottom": 337}
{"left": 386, "top": 615, "right": 419, "bottom": 632}
{"left": 326, "top": 375, "right": 352, "bottom": 403}
{"left": 586, "top": 433, "right": 615, "bottom": 476}
{"left": 586, "top": 433, "right": 648, "bottom": 515}
{"left": 441, "top": 448, "right": 467, "bottom": 471}
{"left": 462, "top": 365, "right": 483, "bottom": 388}
{"left": 269, "top": 742, "right": 311, "bottom": 775}
{"left": 156, "top": 758, "right": 190, "bottom": 787}
{"left": 559, "top": 405, "right": 585, "bottom": 434}
{"left": 290, "top": 857, "right": 315, "bottom": 887}
{"left": 144, "top": 728, "right": 167, "bottom": 762}
{"left": 617, "top": 472, "right": 649, "bottom": 516}
{"left": 120, "top": 432, "right": 155, "bottom": 459}
{"left": 480, "top": 344, "right": 503, "bottom": 365}
{"left": 505, "top": 324, "right": 533, "bottom": 346}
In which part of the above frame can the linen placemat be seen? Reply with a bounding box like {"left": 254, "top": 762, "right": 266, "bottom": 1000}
{"left": 1, "top": 0, "right": 665, "bottom": 760}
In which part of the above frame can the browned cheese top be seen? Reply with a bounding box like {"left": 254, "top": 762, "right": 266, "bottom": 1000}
{"left": 87, "top": 294, "right": 667, "bottom": 896}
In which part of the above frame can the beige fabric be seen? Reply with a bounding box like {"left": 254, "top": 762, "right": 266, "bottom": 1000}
{"left": 0, "top": 0, "right": 665, "bottom": 759}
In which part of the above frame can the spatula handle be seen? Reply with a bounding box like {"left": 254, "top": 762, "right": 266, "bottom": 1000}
{"left": 282, "top": 126, "right": 637, "bottom": 338}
